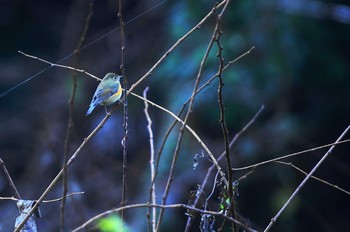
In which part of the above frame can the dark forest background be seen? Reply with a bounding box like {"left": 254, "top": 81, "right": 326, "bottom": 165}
{"left": 0, "top": 0, "right": 350, "bottom": 231}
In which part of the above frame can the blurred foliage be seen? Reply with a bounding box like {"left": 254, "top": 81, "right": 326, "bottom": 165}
{"left": 98, "top": 214, "right": 129, "bottom": 232}
{"left": 0, "top": 0, "right": 350, "bottom": 231}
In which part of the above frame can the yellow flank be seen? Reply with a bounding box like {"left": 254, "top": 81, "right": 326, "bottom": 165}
{"left": 103, "top": 84, "right": 122, "bottom": 105}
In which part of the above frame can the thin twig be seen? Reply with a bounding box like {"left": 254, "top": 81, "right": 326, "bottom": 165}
{"left": 61, "top": 1, "right": 94, "bottom": 231}
{"left": 0, "top": 196, "right": 18, "bottom": 201}
{"left": 205, "top": 169, "right": 220, "bottom": 203}
{"left": 71, "top": 203, "right": 257, "bottom": 232}
{"left": 213, "top": 0, "right": 238, "bottom": 230}
{"left": 0, "top": 192, "right": 84, "bottom": 203}
{"left": 235, "top": 168, "right": 255, "bottom": 182}
{"left": 118, "top": 1, "right": 128, "bottom": 230}
{"left": 18, "top": 51, "right": 100, "bottom": 81}
{"left": 264, "top": 125, "right": 350, "bottom": 232}
{"left": 44, "top": 191, "right": 85, "bottom": 203}
{"left": 275, "top": 161, "right": 350, "bottom": 196}
{"left": 143, "top": 87, "right": 157, "bottom": 232}
{"left": 0, "top": 158, "right": 21, "bottom": 199}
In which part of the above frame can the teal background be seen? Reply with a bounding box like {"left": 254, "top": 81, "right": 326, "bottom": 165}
{"left": 0, "top": 0, "right": 350, "bottom": 231}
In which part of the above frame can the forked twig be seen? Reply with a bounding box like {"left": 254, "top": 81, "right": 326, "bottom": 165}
{"left": 275, "top": 161, "right": 350, "bottom": 196}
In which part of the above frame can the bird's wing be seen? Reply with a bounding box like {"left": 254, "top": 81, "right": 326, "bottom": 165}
{"left": 95, "top": 86, "right": 118, "bottom": 101}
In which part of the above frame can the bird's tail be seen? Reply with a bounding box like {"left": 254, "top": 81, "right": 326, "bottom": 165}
{"left": 86, "top": 104, "right": 96, "bottom": 116}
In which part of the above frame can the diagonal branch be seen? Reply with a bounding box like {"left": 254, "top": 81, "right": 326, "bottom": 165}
{"left": 275, "top": 161, "right": 350, "bottom": 196}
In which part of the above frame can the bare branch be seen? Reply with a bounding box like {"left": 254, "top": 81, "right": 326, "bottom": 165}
{"left": 275, "top": 161, "right": 350, "bottom": 196}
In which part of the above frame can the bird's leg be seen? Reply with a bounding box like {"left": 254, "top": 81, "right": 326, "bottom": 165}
{"left": 104, "top": 105, "right": 111, "bottom": 115}
{"left": 118, "top": 95, "right": 124, "bottom": 104}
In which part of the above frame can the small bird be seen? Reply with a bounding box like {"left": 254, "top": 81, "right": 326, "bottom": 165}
{"left": 86, "top": 73, "right": 123, "bottom": 116}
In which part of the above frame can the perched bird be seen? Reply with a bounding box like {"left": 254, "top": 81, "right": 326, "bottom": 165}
{"left": 86, "top": 73, "right": 123, "bottom": 116}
